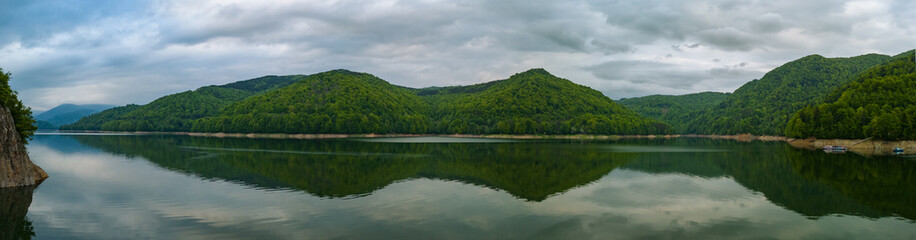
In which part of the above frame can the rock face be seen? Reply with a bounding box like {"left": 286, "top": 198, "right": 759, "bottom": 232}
{"left": 0, "top": 107, "right": 47, "bottom": 188}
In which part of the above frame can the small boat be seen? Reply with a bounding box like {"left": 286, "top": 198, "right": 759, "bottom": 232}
{"left": 894, "top": 147, "right": 904, "bottom": 154}
{"left": 823, "top": 145, "right": 847, "bottom": 153}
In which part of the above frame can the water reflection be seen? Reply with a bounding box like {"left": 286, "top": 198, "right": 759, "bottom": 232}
{"left": 621, "top": 139, "right": 916, "bottom": 220}
{"left": 1, "top": 186, "right": 36, "bottom": 240}
{"left": 67, "top": 135, "right": 632, "bottom": 201}
{"left": 55, "top": 135, "right": 916, "bottom": 220}
{"left": 21, "top": 135, "right": 916, "bottom": 239}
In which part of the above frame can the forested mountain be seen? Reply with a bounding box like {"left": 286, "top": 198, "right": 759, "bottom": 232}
{"left": 61, "top": 75, "right": 304, "bottom": 131}
{"left": 192, "top": 70, "right": 430, "bottom": 133}
{"left": 34, "top": 104, "right": 114, "bottom": 129}
{"left": 785, "top": 50, "right": 915, "bottom": 140}
{"left": 60, "top": 104, "right": 142, "bottom": 130}
{"left": 681, "top": 53, "right": 890, "bottom": 135}
{"left": 418, "top": 69, "right": 669, "bottom": 134}
{"left": 63, "top": 69, "right": 668, "bottom": 135}
{"left": 617, "top": 92, "right": 729, "bottom": 132}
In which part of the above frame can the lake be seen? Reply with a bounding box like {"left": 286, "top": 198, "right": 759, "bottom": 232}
{"left": 7, "top": 134, "right": 916, "bottom": 239}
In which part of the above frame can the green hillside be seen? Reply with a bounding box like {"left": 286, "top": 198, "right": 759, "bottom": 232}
{"left": 617, "top": 92, "right": 729, "bottom": 131}
{"left": 60, "top": 104, "right": 142, "bottom": 130}
{"left": 785, "top": 50, "right": 916, "bottom": 140}
{"left": 64, "top": 69, "right": 670, "bottom": 135}
{"left": 61, "top": 75, "right": 304, "bottom": 131}
{"left": 682, "top": 53, "right": 890, "bottom": 135}
{"left": 193, "top": 70, "right": 430, "bottom": 134}
{"left": 420, "top": 69, "right": 669, "bottom": 135}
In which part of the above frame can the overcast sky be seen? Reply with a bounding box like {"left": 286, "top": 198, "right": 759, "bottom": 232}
{"left": 1, "top": 0, "right": 913, "bottom": 111}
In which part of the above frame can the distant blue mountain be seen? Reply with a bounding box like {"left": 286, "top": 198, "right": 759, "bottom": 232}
{"left": 35, "top": 104, "right": 115, "bottom": 129}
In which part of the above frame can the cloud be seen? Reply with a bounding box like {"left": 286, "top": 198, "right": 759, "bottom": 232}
{"left": 0, "top": 0, "right": 912, "bottom": 110}
{"left": 585, "top": 57, "right": 765, "bottom": 99}
{"left": 696, "top": 27, "right": 759, "bottom": 51}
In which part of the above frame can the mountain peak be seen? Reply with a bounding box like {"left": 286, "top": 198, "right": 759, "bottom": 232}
{"left": 513, "top": 68, "right": 553, "bottom": 77}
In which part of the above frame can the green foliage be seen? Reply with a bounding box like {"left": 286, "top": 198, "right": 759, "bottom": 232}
{"left": 785, "top": 50, "right": 916, "bottom": 140}
{"left": 62, "top": 75, "right": 305, "bottom": 131}
{"left": 682, "top": 53, "right": 890, "bottom": 135}
{"left": 0, "top": 69, "right": 36, "bottom": 143}
{"left": 194, "top": 70, "right": 431, "bottom": 134}
{"left": 421, "top": 69, "right": 670, "bottom": 135}
{"left": 219, "top": 75, "right": 306, "bottom": 93}
{"left": 68, "top": 69, "right": 667, "bottom": 135}
{"left": 98, "top": 87, "right": 253, "bottom": 131}
{"left": 60, "top": 104, "right": 142, "bottom": 130}
{"left": 617, "top": 92, "right": 729, "bottom": 132}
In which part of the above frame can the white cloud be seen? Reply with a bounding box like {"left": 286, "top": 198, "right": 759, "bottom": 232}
{"left": 0, "top": 0, "right": 913, "bottom": 110}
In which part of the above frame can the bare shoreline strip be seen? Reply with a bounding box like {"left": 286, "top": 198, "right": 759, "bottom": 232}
{"left": 53, "top": 130, "right": 912, "bottom": 155}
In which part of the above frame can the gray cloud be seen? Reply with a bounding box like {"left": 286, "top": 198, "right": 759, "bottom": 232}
{"left": 0, "top": 0, "right": 151, "bottom": 46}
{"left": 587, "top": 60, "right": 704, "bottom": 88}
{"left": 696, "top": 27, "right": 759, "bottom": 51}
{"left": 585, "top": 59, "right": 765, "bottom": 99}
{"left": 0, "top": 0, "right": 912, "bottom": 110}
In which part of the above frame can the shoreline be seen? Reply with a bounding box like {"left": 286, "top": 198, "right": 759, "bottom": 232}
{"left": 48, "top": 130, "right": 782, "bottom": 141}
{"left": 48, "top": 130, "right": 911, "bottom": 156}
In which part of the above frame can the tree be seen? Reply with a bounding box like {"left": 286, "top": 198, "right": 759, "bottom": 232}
{"left": 0, "top": 69, "right": 36, "bottom": 143}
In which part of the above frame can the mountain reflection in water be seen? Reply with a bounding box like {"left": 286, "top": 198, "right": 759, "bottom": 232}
{"left": 20, "top": 134, "right": 916, "bottom": 239}
{"left": 64, "top": 135, "right": 916, "bottom": 220}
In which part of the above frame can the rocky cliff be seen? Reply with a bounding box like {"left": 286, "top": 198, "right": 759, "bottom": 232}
{"left": 0, "top": 107, "right": 47, "bottom": 188}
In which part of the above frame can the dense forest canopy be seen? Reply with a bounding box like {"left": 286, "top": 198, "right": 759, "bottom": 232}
{"left": 62, "top": 75, "right": 305, "bottom": 131}
{"left": 617, "top": 92, "right": 729, "bottom": 132}
{"left": 0, "top": 69, "right": 36, "bottom": 142}
{"left": 419, "top": 69, "right": 668, "bottom": 134}
{"left": 680, "top": 53, "right": 890, "bottom": 135}
{"left": 64, "top": 69, "right": 667, "bottom": 135}
{"left": 785, "top": 50, "right": 916, "bottom": 140}
{"left": 60, "top": 49, "right": 916, "bottom": 139}
{"left": 613, "top": 50, "right": 916, "bottom": 140}
{"left": 193, "top": 70, "right": 431, "bottom": 134}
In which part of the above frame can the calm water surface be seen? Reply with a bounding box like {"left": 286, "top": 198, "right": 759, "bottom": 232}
{"left": 7, "top": 134, "right": 916, "bottom": 239}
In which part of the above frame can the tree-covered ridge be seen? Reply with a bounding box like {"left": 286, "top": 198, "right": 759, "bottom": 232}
{"left": 0, "top": 69, "right": 36, "bottom": 142}
{"left": 64, "top": 68, "right": 668, "bottom": 135}
{"left": 617, "top": 92, "right": 729, "bottom": 132}
{"left": 220, "top": 75, "right": 306, "bottom": 93}
{"left": 785, "top": 50, "right": 916, "bottom": 140}
{"left": 681, "top": 53, "right": 890, "bottom": 135}
{"left": 193, "top": 69, "right": 431, "bottom": 134}
{"left": 421, "top": 69, "right": 670, "bottom": 135}
{"left": 60, "top": 104, "right": 142, "bottom": 130}
{"left": 61, "top": 75, "right": 305, "bottom": 131}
